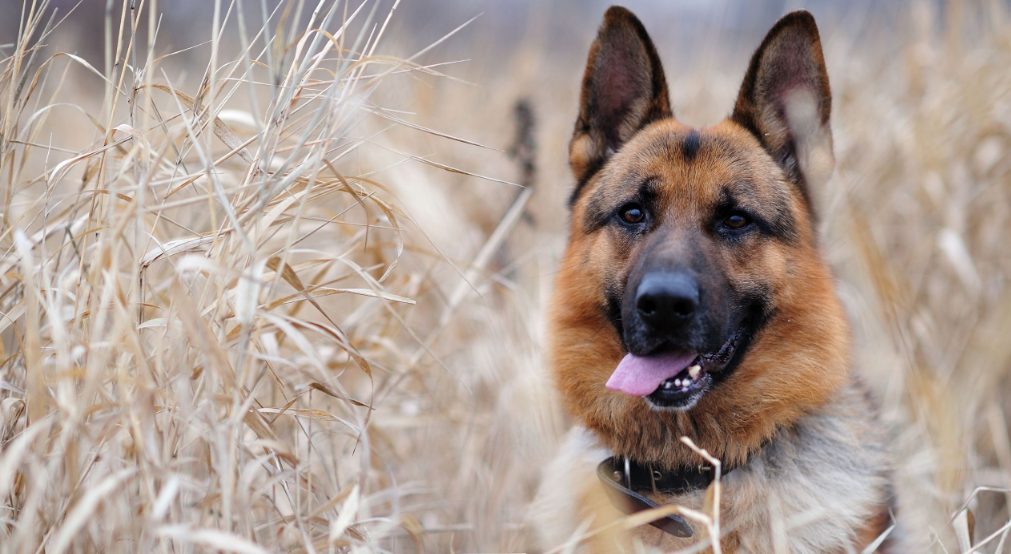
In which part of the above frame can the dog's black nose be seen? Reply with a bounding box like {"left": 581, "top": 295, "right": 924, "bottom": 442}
{"left": 635, "top": 272, "right": 699, "bottom": 327}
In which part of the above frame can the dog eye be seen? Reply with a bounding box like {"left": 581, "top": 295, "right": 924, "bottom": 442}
{"left": 619, "top": 204, "right": 646, "bottom": 225}
{"left": 723, "top": 213, "right": 750, "bottom": 230}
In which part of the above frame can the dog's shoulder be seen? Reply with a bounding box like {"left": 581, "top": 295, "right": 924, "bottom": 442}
{"left": 720, "top": 379, "right": 894, "bottom": 552}
{"left": 527, "top": 382, "right": 911, "bottom": 553}
{"left": 527, "top": 426, "right": 611, "bottom": 550}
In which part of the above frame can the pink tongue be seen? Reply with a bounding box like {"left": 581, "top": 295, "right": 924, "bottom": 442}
{"left": 605, "top": 351, "right": 697, "bottom": 397}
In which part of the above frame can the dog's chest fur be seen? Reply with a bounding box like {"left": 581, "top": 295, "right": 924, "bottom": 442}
{"left": 530, "top": 382, "right": 911, "bottom": 553}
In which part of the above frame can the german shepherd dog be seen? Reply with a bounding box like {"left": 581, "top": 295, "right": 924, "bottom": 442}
{"left": 531, "top": 7, "right": 913, "bottom": 553}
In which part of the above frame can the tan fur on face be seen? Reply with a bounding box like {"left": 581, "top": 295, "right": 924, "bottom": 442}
{"left": 551, "top": 118, "right": 850, "bottom": 469}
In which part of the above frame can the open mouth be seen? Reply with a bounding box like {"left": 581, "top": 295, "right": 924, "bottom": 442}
{"left": 605, "top": 325, "right": 749, "bottom": 410}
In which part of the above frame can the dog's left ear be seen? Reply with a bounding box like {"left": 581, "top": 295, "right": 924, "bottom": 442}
{"left": 570, "top": 6, "right": 672, "bottom": 191}
{"left": 732, "top": 11, "right": 834, "bottom": 212}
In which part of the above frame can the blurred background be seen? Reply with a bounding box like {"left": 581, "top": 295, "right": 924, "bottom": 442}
{"left": 1, "top": 0, "right": 1010, "bottom": 552}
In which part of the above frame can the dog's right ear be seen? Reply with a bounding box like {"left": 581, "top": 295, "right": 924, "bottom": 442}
{"left": 731, "top": 11, "right": 834, "bottom": 213}
{"left": 570, "top": 6, "right": 671, "bottom": 196}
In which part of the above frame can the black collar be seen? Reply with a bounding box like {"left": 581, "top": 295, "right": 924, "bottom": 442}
{"left": 596, "top": 456, "right": 731, "bottom": 538}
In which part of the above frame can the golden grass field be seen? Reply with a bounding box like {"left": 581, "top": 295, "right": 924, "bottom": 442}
{"left": 1, "top": 0, "right": 1011, "bottom": 551}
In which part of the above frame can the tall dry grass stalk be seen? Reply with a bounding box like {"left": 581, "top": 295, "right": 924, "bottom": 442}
{"left": 0, "top": 0, "right": 517, "bottom": 551}
{"left": 1, "top": 0, "right": 1011, "bottom": 552}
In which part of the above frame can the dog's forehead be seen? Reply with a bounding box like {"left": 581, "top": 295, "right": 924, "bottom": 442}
{"left": 610, "top": 120, "right": 788, "bottom": 207}
{"left": 576, "top": 118, "right": 802, "bottom": 237}
{"left": 630, "top": 120, "right": 772, "bottom": 191}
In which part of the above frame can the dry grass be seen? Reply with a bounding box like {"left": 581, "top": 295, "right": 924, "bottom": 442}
{"left": 1, "top": 0, "right": 1011, "bottom": 552}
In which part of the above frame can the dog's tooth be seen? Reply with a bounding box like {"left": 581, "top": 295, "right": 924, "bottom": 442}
{"left": 663, "top": 381, "right": 673, "bottom": 390}
{"left": 688, "top": 365, "right": 701, "bottom": 379}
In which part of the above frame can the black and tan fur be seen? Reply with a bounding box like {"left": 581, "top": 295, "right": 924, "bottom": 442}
{"left": 531, "top": 7, "right": 913, "bottom": 552}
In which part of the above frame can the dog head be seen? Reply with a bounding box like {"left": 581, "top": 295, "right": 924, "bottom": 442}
{"left": 549, "top": 7, "right": 851, "bottom": 467}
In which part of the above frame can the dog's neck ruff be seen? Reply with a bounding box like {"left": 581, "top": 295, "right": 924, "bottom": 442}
{"left": 596, "top": 456, "right": 734, "bottom": 538}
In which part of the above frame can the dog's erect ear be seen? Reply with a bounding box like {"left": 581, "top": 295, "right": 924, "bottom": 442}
{"left": 570, "top": 6, "right": 671, "bottom": 193}
{"left": 732, "top": 11, "right": 834, "bottom": 213}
